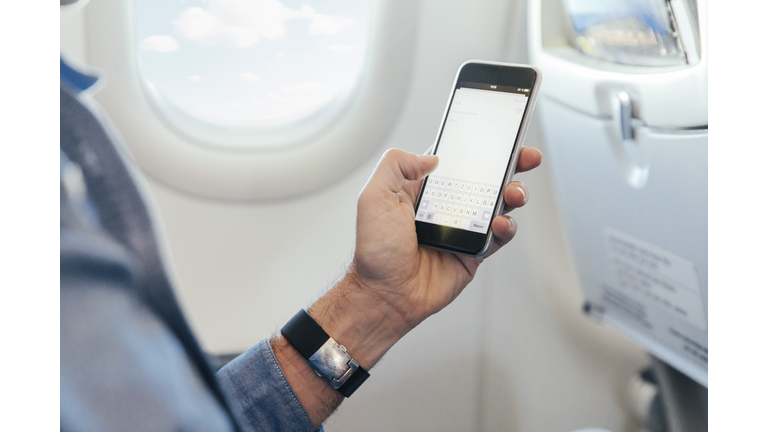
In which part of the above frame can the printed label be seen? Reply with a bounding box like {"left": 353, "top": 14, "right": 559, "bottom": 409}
{"left": 605, "top": 228, "right": 706, "bottom": 330}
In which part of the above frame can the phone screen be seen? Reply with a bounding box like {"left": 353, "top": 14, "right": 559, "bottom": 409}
{"left": 415, "top": 82, "right": 531, "bottom": 234}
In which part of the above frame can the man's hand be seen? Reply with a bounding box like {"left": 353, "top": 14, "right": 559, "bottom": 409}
{"left": 351, "top": 147, "right": 540, "bottom": 331}
{"left": 273, "top": 147, "right": 542, "bottom": 428}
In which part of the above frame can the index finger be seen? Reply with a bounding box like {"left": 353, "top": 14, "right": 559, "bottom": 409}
{"left": 515, "top": 147, "right": 543, "bottom": 173}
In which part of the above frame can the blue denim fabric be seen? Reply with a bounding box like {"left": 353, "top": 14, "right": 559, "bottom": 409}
{"left": 218, "top": 340, "right": 323, "bottom": 432}
{"left": 60, "top": 57, "right": 99, "bottom": 93}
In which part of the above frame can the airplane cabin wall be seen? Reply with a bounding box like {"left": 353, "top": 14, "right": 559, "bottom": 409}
{"left": 61, "top": 1, "right": 649, "bottom": 431}
{"left": 474, "top": 5, "right": 650, "bottom": 432}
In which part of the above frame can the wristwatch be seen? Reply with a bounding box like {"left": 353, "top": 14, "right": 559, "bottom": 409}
{"left": 280, "top": 309, "right": 370, "bottom": 397}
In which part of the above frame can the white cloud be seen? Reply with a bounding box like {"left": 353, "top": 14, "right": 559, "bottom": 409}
{"left": 309, "top": 14, "right": 354, "bottom": 35}
{"left": 327, "top": 44, "right": 354, "bottom": 53}
{"left": 140, "top": 35, "right": 180, "bottom": 53}
{"left": 173, "top": 0, "right": 354, "bottom": 48}
{"left": 187, "top": 75, "right": 202, "bottom": 82}
{"left": 239, "top": 72, "right": 261, "bottom": 82}
{"left": 282, "top": 82, "right": 324, "bottom": 96}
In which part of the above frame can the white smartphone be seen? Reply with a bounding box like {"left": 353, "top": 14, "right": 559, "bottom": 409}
{"left": 414, "top": 60, "right": 541, "bottom": 257}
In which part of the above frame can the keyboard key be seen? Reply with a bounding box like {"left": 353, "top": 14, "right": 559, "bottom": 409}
{"left": 479, "top": 186, "right": 485, "bottom": 194}
{"left": 431, "top": 202, "right": 440, "bottom": 211}
{"left": 460, "top": 182, "right": 467, "bottom": 192}
{"left": 441, "top": 215, "right": 452, "bottom": 225}
{"left": 416, "top": 210, "right": 425, "bottom": 220}
{"left": 451, "top": 216, "right": 460, "bottom": 227}
{"left": 469, "top": 220, "right": 488, "bottom": 232}
{"left": 420, "top": 199, "right": 429, "bottom": 209}
{"left": 482, "top": 210, "right": 492, "bottom": 220}
{"left": 425, "top": 212, "right": 435, "bottom": 222}
{"left": 445, "top": 204, "right": 453, "bottom": 213}
{"left": 460, "top": 218, "right": 471, "bottom": 229}
{"left": 439, "top": 203, "right": 446, "bottom": 212}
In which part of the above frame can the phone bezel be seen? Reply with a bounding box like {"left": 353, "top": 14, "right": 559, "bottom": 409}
{"left": 414, "top": 60, "right": 541, "bottom": 257}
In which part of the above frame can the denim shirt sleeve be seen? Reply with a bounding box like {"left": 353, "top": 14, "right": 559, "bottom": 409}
{"left": 217, "top": 339, "right": 324, "bottom": 432}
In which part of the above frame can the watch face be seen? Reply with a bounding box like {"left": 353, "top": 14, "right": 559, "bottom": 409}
{"left": 308, "top": 338, "right": 358, "bottom": 388}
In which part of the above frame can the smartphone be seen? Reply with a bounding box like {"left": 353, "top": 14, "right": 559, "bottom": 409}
{"left": 414, "top": 60, "right": 541, "bottom": 257}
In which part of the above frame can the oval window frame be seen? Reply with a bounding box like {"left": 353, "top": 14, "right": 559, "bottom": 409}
{"left": 83, "top": 0, "right": 420, "bottom": 200}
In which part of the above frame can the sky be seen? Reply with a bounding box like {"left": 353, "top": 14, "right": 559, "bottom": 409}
{"left": 136, "top": 0, "right": 370, "bottom": 126}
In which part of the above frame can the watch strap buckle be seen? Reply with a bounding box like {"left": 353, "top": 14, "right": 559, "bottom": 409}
{"left": 308, "top": 338, "right": 359, "bottom": 389}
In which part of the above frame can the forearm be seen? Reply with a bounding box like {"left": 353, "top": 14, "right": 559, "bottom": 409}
{"left": 271, "top": 265, "right": 413, "bottom": 428}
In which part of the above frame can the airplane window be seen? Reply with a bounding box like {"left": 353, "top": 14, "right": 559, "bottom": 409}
{"left": 83, "top": 0, "right": 415, "bottom": 199}
{"left": 135, "top": 0, "right": 371, "bottom": 127}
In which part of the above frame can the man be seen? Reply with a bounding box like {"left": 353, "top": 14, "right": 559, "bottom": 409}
{"left": 60, "top": 2, "right": 542, "bottom": 430}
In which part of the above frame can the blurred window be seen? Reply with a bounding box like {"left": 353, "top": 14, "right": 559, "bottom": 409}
{"left": 135, "top": 0, "right": 371, "bottom": 127}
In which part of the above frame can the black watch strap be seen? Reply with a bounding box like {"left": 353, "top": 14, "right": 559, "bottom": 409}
{"left": 281, "top": 309, "right": 370, "bottom": 397}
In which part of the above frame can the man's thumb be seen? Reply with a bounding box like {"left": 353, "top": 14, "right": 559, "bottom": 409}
{"left": 370, "top": 149, "right": 439, "bottom": 193}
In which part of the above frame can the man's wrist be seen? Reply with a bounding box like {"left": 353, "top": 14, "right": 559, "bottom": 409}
{"left": 306, "top": 265, "right": 412, "bottom": 370}
{"left": 269, "top": 334, "right": 342, "bottom": 428}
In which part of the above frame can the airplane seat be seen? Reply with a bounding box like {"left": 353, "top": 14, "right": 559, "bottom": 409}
{"left": 528, "top": 0, "right": 707, "bottom": 431}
